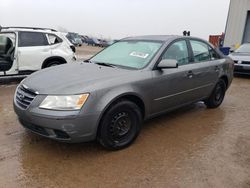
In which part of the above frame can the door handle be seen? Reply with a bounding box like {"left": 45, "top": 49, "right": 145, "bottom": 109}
{"left": 215, "top": 66, "right": 220, "bottom": 72}
{"left": 186, "top": 70, "right": 194, "bottom": 78}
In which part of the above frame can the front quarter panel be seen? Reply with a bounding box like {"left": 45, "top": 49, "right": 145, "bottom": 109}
{"left": 79, "top": 70, "right": 154, "bottom": 121}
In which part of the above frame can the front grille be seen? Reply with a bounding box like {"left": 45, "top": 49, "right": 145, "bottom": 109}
{"left": 242, "top": 61, "right": 250, "bottom": 65}
{"left": 234, "top": 61, "right": 250, "bottom": 65}
{"left": 16, "top": 85, "right": 37, "bottom": 109}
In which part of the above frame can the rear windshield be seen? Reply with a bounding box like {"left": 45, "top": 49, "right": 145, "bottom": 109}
{"left": 91, "top": 41, "right": 163, "bottom": 69}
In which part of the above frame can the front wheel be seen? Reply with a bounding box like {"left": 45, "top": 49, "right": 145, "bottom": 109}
{"left": 97, "top": 100, "right": 142, "bottom": 150}
{"left": 205, "top": 79, "right": 226, "bottom": 108}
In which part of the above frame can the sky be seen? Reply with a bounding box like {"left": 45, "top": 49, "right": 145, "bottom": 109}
{"left": 0, "top": 0, "right": 230, "bottom": 40}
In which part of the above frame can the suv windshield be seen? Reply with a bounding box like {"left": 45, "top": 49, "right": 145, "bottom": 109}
{"left": 235, "top": 43, "right": 250, "bottom": 53}
{"left": 91, "top": 41, "right": 163, "bottom": 69}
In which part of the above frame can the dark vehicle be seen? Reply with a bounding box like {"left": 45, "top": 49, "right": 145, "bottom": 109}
{"left": 86, "top": 37, "right": 100, "bottom": 46}
{"left": 99, "top": 39, "right": 109, "bottom": 47}
{"left": 85, "top": 37, "right": 95, "bottom": 46}
{"left": 65, "top": 32, "right": 83, "bottom": 47}
{"left": 14, "top": 35, "right": 234, "bottom": 150}
{"left": 229, "top": 43, "right": 250, "bottom": 75}
{"left": 80, "top": 35, "right": 89, "bottom": 44}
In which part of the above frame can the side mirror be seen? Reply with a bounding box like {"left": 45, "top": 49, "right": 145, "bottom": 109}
{"left": 158, "top": 59, "right": 178, "bottom": 69}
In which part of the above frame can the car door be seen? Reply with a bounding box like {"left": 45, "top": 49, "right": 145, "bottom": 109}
{"left": 17, "top": 31, "right": 51, "bottom": 71}
{"left": 151, "top": 39, "right": 198, "bottom": 114}
{"left": 187, "top": 39, "right": 221, "bottom": 100}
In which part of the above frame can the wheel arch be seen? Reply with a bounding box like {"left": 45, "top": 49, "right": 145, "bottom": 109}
{"left": 220, "top": 75, "right": 229, "bottom": 89}
{"left": 42, "top": 56, "right": 67, "bottom": 68}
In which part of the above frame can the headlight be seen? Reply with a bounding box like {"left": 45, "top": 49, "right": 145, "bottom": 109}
{"left": 39, "top": 94, "right": 89, "bottom": 110}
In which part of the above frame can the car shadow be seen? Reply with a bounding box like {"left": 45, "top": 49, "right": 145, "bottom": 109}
{"left": 0, "top": 77, "right": 24, "bottom": 85}
{"left": 234, "top": 73, "right": 250, "bottom": 79}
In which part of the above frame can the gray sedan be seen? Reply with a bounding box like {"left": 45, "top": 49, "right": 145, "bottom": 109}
{"left": 14, "top": 35, "right": 234, "bottom": 150}
{"left": 229, "top": 43, "right": 250, "bottom": 75}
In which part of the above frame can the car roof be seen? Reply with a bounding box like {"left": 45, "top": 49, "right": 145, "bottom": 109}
{"left": 0, "top": 27, "right": 58, "bottom": 34}
{"left": 122, "top": 35, "right": 181, "bottom": 42}
{"left": 121, "top": 35, "right": 207, "bottom": 43}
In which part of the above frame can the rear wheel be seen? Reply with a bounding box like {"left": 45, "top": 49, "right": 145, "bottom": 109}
{"left": 98, "top": 100, "right": 142, "bottom": 150}
{"left": 46, "top": 61, "right": 61, "bottom": 68}
{"left": 205, "top": 79, "right": 226, "bottom": 108}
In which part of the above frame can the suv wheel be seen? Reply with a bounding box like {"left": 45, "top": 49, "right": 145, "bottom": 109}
{"left": 98, "top": 100, "right": 142, "bottom": 150}
{"left": 205, "top": 79, "right": 226, "bottom": 108}
{"left": 46, "top": 61, "right": 61, "bottom": 68}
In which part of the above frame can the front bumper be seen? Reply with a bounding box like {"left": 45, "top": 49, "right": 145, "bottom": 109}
{"left": 234, "top": 64, "right": 250, "bottom": 75}
{"left": 14, "top": 97, "right": 101, "bottom": 143}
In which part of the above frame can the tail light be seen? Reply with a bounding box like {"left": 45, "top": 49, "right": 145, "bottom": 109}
{"left": 70, "top": 45, "right": 76, "bottom": 53}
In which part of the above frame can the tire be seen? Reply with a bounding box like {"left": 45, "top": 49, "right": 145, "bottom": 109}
{"left": 98, "top": 100, "right": 142, "bottom": 150}
{"left": 46, "top": 61, "right": 61, "bottom": 68}
{"left": 205, "top": 79, "right": 226, "bottom": 108}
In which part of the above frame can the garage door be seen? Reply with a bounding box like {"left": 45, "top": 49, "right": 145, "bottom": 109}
{"left": 243, "top": 11, "right": 250, "bottom": 43}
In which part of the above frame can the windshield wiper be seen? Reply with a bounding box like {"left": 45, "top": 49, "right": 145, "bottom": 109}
{"left": 84, "top": 60, "right": 117, "bottom": 68}
{"left": 83, "top": 59, "right": 92, "bottom": 63}
{"left": 95, "top": 62, "right": 116, "bottom": 68}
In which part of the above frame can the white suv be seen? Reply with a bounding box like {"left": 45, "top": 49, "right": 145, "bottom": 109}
{"left": 0, "top": 27, "right": 76, "bottom": 76}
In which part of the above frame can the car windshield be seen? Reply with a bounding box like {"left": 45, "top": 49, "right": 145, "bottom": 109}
{"left": 235, "top": 43, "right": 250, "bottom": 53}
{"left": 91, "top": 41, "right": 163, "bottom": 69}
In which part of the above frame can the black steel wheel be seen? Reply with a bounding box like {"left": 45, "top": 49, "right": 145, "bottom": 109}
{"left": 98, "top": 100, "right": 142, "bottom": 150}
{"left": 205, "top": 79, "right": 226, "bottom": 108}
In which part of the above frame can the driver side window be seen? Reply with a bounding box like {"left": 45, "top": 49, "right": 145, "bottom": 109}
{"left": 161, "top": 40, "right": 189, "bottom": 65}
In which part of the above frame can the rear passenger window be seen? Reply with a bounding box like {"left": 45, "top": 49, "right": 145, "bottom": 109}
{"left": 161, "top": 40, "right": 189, "bottom": 65}
{"left": 190, "top": 40, "right": 210, "bottom": 62}
{"left": 19, "top": 32, "right": 48, "bottom": 47}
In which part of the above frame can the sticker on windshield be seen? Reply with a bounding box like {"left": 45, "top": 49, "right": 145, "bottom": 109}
{"left": 130, "top": 51, "right": 149, "bottom": 59}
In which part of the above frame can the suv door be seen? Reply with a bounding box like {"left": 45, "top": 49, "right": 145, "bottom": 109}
{"left": 0, "top": 32, "right": 17, "bottom": 74}
{"left": 188, "top": 39, "right": 221, "bottom": 99}
{"left": 151, "top": 40, "right": 197, "bottom": 114}
{"left": 17, "top": 31, "right": 50, "bottom": 71}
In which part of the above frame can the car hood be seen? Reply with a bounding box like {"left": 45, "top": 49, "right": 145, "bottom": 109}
{"left": 22, "top": 63, "right": 131, "bottom": 95}
{"left": 229, "top": 52, "right": 250, "bottom": 61}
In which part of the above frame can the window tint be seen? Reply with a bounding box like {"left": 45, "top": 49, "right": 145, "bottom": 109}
{"left": 19, "top": 32, "right": 48, "bottom": 47}
{"left": 190, "top": 40, "right": 211, "bottom": 62}
{"left": 48, "top": 34, "right": 61, "bottom": 45}
{"left": 161, "top": 40, "right": 189, "bottom": 65}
